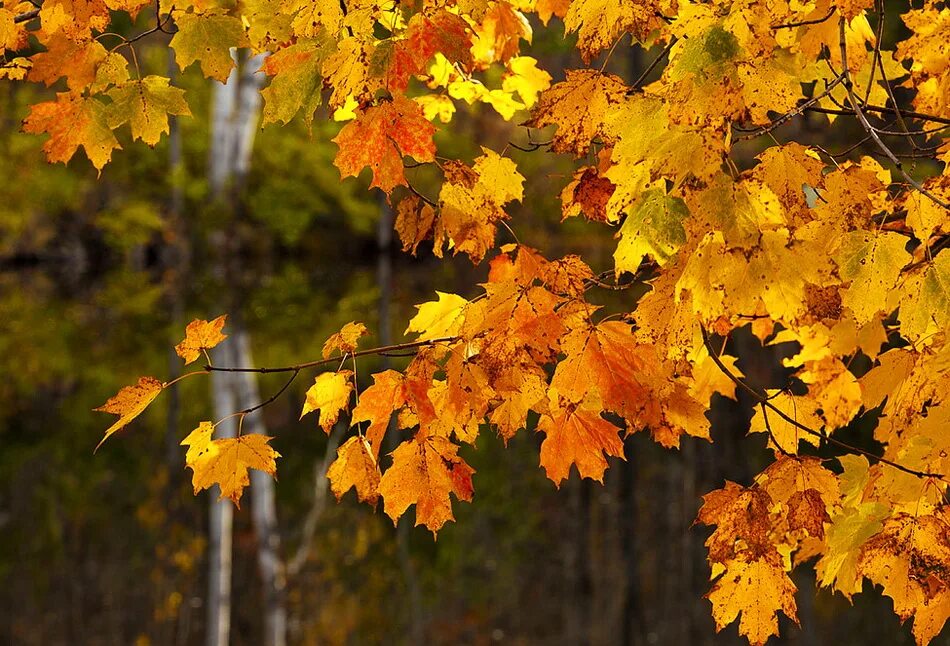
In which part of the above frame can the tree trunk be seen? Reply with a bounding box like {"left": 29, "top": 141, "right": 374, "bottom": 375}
{"left": 209, "top": 51, "right": 266, "bottom": 197}
{"left": 232, "top": 329, "right": 287, "bottom": 646}
{"left": 205, "top": 48, "right": 286, "bottom": 646}
{"left": 207, "top": 341, "right": 237, "bottom": 646}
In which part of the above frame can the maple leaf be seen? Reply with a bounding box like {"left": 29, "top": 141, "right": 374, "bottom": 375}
{"left": 27, "top": 33, "right": 107, "bottom": 91}
{"left": 551, "top": 319, "right": 654, "bottom": 428}
{"left": 322, "top": 321, "right": 368, "bottom": 358}
{"left": 898, "top": 251, "right": 950, "bottom": 342}
{"left": 537, "top": 402, "right": 625, "bottom": 486}
{"left": 470, "top": 1, "right": 531, "bottom": 65}
{"left": 857, "top": 513, "right": 950, "bottom": 645}
{"left": 326, "top": 435, "right": 380, "bottom": 504}
{"left": 614, "top": 187, "right": 689, "bottom": 273}
{"left": 22, "top": 92, "right": 121, "bottom": 171}
{"left": 748, "top": 391, "right": 823, "bottom": 455}
{"left": 94, "top": 376, "right": 163, "bottom": 450}
{"left": 833, "top": 230, "right": 911, "bottom": 324}
{"left": 706, "top": 556, "right": 800, "bottom": 646}
{"left": 106, "top": 76, "right": 191, "bottom": 146}
{"left": 697, "top": 482, "right": 775, "bottom": 563}
{"left": 405, "top": 292, "right": 467, "bottom": 341}
{"left": 525, "top": 69, "right": 628, "bottom": 157}
{"left": 174, "top": 315, "right": 228, "bottom": 365}
{"left": 434, "top": 148, "right": 525, "bottom": 263}
{"left": 395, "top": 194, "right": 437, "bottom": 254}
{"left": 561, "top": 164, "right": 616, "bottom": 223}
{"left": 261, "top": 38, "right": 332, "bottom": 127}
{"left": 564, "top": 0, "right": 672, "bottom": 63}
{"left": 350, "top": 370, "right": 409, "bottom": 457}
{"left": 501, "top": 56, "right": 551, "bottom": 107}
{"left": 300, "top": 370, "right": 353, "bottom": 433}
{"left": 750, "top": 143, "right": 825, "bottom": 213}
{"left": 905, "top": 176, "right": 950, "bottom": 243}
{"left": 171, "top": 11, "right": 248, "bottom": 82}
{"left": 377, "top": 433, "right": 474, "bottom": 533}
{"left": 39, "top": 0, "right": 109, "bottom": 40}
{"left": 332, "top": 95, "right": 436, "bottom": 193}
{"left": 182, "top": 431, "right": 280, "bottom": 507}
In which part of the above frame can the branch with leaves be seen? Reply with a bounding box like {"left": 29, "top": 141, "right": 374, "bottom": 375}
{"left": 7, "top": 0, "right": 947, "bottom": 643}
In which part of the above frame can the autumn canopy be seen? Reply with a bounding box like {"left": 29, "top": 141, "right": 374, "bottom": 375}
{"left": 5, "top": 0, "right": 950, "bottom": 642}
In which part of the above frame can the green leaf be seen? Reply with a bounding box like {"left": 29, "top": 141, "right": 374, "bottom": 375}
{"left": 613, "top": 188, "right": 688, "bottom": 274}
{"left": 107, "top": 76, "right": 191, "bottom": 146}
{"left": 171, "top": 12, "right": 247, "bottom": 82}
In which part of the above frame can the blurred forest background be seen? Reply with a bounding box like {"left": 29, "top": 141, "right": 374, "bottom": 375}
{"left": 0, "top": 5, "right": 940, "bottom": 646}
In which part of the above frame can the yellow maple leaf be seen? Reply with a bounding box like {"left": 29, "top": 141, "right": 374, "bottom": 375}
{"left": 898, "top": 252, "right": 950, "bottom": 344}
{"left": 322, "top": 321, "right": 368, "bottom": 359}
{"left": 300, "top": 370, "right": 353, "bottom": 433}
{"left": 833, "top": 230, "right": 911, "bottom": 325}
{"left": 613, "top": 187, "right": 689, "bottom": 273}
{"left": 501, "top": 56, "right": 551, "bottom": 108}
{"left": 857, "top": 513, "right": 950, "bottom": 645}
{"left": 706, "top": 556, "right": 800, "bottom": 646}
{"left": 525, "top": 69, "right": 628, "bottom": 157}
{"left": 563, "top": 0, "right": 671, "bottom": 63}
{"left": 175, "top": 315, "right": 228, "bottom": 365}
{"left": 171, "top": 11, "right": 248, "bottom": 82}
{"left": 326, "top": 435, "right": 380, "bottom": 504}
{"left": 434, "top": 148, "right": 524, "bottom": 263}
{"left": 94, "top": 376, "right": 163, "bottom": 450}
{"left": 405, "top": 292, "right": 468, "bottom": 341}
{"left": 182, "top": 432, "right": 280, "bottom": 507}
{"left": 106, "top": 76, "right": 192, "bottom": 147}
{"left": 748, "top": 391, "right": 823, "bottom": 455}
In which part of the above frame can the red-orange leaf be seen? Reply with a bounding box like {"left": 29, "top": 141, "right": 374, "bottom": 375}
{"left": 22, "top": 92, "right": 120, "bottom": 171}
{"left": 332, "top": 95, "right": 436, "bottom": 193}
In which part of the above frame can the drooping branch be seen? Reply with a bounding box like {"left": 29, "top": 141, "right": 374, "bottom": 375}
{"left": 700, "top": 325, "right": 949, "bottom": 484}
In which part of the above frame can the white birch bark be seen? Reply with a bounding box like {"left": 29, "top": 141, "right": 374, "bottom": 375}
{"left": 207, "top": 341, "right": 237, "bottom": 646}
{"left": 205, "top": 48, "right": 285, "bottom": 646}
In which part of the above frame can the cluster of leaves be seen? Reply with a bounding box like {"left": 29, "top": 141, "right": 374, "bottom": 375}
{"left": 7, "top": 0, "right": 950, "bottom": 642}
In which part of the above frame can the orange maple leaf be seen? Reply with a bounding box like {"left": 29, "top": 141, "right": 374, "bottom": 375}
{"left": 537, "top": 403, "right": 625, "bottom": 486}
{"left": 378, "top": 433, "right": 474, "bottom": 533}
{"left": 327, "top": 435, "right": 380, "bottom": 504}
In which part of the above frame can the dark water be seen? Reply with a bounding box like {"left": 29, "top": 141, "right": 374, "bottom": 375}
{"left": 0, "top": 239, "right": 924, "bottom": 646}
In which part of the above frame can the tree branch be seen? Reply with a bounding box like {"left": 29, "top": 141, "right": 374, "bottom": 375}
{"left": 700, "top": 325, "right": 948, "bottom": 483}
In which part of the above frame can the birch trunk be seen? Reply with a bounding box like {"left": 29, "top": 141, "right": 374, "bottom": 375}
{"left": 207, "top": 341, "right": 237, "bottom": 646}
{"left": 232, "top": 329, "right": 287, "bottom": 646}
{"left": 205, "top": 48, "right": 286, "bottom": 646}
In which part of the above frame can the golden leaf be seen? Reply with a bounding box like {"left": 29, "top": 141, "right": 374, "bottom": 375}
{"left": 94, "top": 376, "right": 163, "bottom": 450}
{"left": 300, "top": 371, "right": 353, "bottom": 433}
{"left": 175, "top": 315, "right": 228, "bottom": 365}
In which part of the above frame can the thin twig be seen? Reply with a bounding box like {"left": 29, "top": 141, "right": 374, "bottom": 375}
{"left": 837, "top": 18, "right": 949, "bottom": 212}
{"left": 771, "top": 7, "right": 836, "bottom": 30}
{"left": 206, "top": 337, "right": 458, "bottom": 374}
{"left": 630, "top": 36, "right": 678, "bottom": 90}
